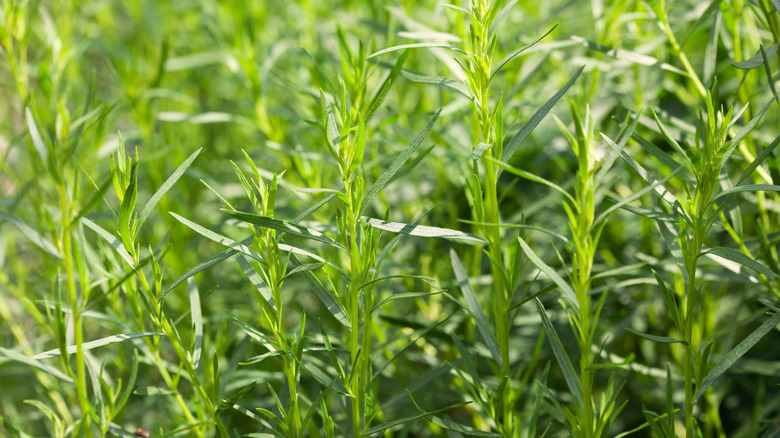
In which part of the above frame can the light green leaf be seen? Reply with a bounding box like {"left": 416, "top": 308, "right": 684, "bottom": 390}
{"left": 0, "top": 211, "right": 61, "bottom": 259}
{"left": 711, "top": 184, "right": 780, "bottom": 203}
{"left": 188, "top": 278, "right": 203, "bottom": 371}
{"left": 731, "top": 43, "right": 779, "bottom": 69}
{"left": 489, "top": 158, "right": 576, "bottom": 207}
{"left": 366, "top": 43, "right": 467, "bottom": 59}
{"left": 32, "top": 332, "right": 164, "bottom": 359}
{"left": 371, "top": 291, "right": 441, "bottom": 313}
{"left": 717, "top": 92, "right": 780, "bottom": 170}
{"left": 363, "top": 217, "right": 487, "bottom": 245}
{"left": 133, "top": 386, "right": 177, "bottom": 396}
{"left": 0, "top": 347, "right": 73, "bottom": 384}
{"left": 702, "top": 246, "right": 778, "bottom": 279}
{"left": 169, "top": 212, "right": 264, "bottom": 262}
{"left": 223, "top": 210, "right": 346, "bottom": 251}
{"left": 400, "top": 70, "right": 472, "bottom": 98}
{"left": 293, "top": 254, "right": 351, "bottom": 328}
{"left": 138, "top": 148, "right": 201, "bottom": 229}
{"left": 572, "top": 36, "right": 687, "bottom": 74}
{"left": 236, "top": 254, "right": 276, "bottom": 312}
{"left": 517, "top": 237, "right": 578, "bottom": 310}
{"left": 25, "top": 108, "right": 48, "bottom": 163}
{"left": 82, "top": 218, "right": 134, "bottom": 267}
{"left": 737, "top": 134, "right": 780, "bottom": 186}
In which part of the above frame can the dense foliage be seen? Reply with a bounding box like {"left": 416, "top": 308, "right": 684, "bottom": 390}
{"left": 2, "top": 0, "right": 780, "bottom": 436}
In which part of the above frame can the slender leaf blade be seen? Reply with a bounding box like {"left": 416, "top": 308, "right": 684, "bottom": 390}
{"left": 517, "top": 237, "right": 578, "bottom": 309}
{"left": 360, "top": 109, "right": 441, "bottom": 214}
{"left": 450, "top": 249, "right": 502, "bottom": 368}
{"left": 500, "top": 66, "right": 583, "bottom": 166}
{"left": 138, "top": 148, "right": 202, "bottom": 229}
{"left": 535, "top": 299, "right": 583, "bottom": 409}
{"left": 0, "top": 211, "right": 61, "bottom": 259}
{"left": 363, "top": 217, "right": 487, "bottom": 245}
{"left": 695, "top": 311, "right": 780, "bottom": 401}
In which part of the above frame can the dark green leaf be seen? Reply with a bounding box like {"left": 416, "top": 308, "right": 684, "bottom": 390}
{"left": 500, "top": 66, "right": 583, "bottom": 166}
{"left": 695, "top": 311, "right": 780, "bottom": 401}
{"left": 360, "top": 109, "right": 441, "bottom": 214}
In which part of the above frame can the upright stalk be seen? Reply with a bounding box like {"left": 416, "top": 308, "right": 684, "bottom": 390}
{"left": 461, "top": 1, "right": 513, "bottom": 433}
{"left": 57, "top": 181, "right": 91, "bottom": 431}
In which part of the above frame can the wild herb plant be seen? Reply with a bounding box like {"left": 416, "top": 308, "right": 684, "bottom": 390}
{"left": 609, "top": 87, "right": 780, "bottom": 437}
{"left": 3, "top": 1, "right": 780, "bottom": 437}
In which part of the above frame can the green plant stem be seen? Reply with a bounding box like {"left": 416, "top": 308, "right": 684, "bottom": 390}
{"left": 345, "top": 178, "right": 364, "bottom": 437}
{"left": 134, "top": 260, "right": 225, "bottom": 437}
{"left": 683, "top": 211, "right": 705, "bottom": 438}
{"left": 58, "top": 182, "right": 91, "bottom": 431}
{"left": 482, "top": 156, "right": 512, "bottom": 432}
{"left": 655, "top": 11, "right": 706, "bottom": 98}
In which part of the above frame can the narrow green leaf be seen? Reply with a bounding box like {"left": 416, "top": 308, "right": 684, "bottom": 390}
{"left": 366, "top": 49, "right": 410, "bottom": 122}
{"left": 366, "top": 43, "right": 467, "bottom": 59}
{"left": 239, "top": 351, "right": 283, "bottom": 366}
{"left": 371, "top": 291, "right": 441, "bottom": 313}
{"left": 164, "top": 236, "right": 253, "bottom": 295}
{"left": 32, "top": 332, "right": 164, "bottom": 359}
{"left": 491, "top": 157, "right": 577, "bottom": 206}
{"left": 294, "top": 254, "right": 351, "bottom": 328}
{"left": 133, "top": 386, "right": 177, "bottom": 396}
{"left": 717, "top": 92, "right": 780, "bottom": 170}
{"left": 711, "top": 184, "right": 780, "bottom": 203}
{"left": 70, "top": 173, "right": 114, "bottom": 226}
{"left": 695, "top": 311, "right": 780, "bottom": 401}
{"left": 487, "top": 0, "right": 519, "bottom": 36}
{"left": 490, "top": 25, "right": 555, "bottom": 80}
{"left": 236, "top": 254, "right": 276, "bottom": 312}
{"left": 737, "top": 134, "right": 780, "bottom": 186}
{"left": 534, "top": 299, "right": 583, "bottom": 409}
{"left": 426, "top": 415, "right": 501, "bottom": 437}
{"left": 278, "top": 243, "right": 348, "bottom": 279}
{"left": 400, "top": 70, "right": 472, "bottom": 98}
{"left": 594, "top": 165, "right": 683, "bottom": 229}
{"left": 0, "top": 347, "right": 73, "bottom": 383}
{"left": 0, "top": 211, "right": 61, "bottom": 259}
{"left": 702, "top": 246, "right": 778, "bottom": 279}
{"left": 517, "top": 237, "right": 578, "bottom": 309}
{"left": 360, "top": 109, "right": 441, "bottom": 214}
{"left": 82, "top": 218, "right": 134, "bottom": 267}
{"left": 657, "top": 221, "right": 689, "bottom": 286}
{"left": 169, "top": 212, "right": 264, "bottom": 262}
{"left": 626, "top": 328, "right": 688, "bottom": 345}
{"left": 282, "top": 262, "right": 324, "bottom": 281}
{"left": 25, "top": 108, "right": 48, "bottom": 163}
{"left": 450, "top": 249, "right": 502, "bottom": 368}
{"left": 731, "top": 43, "right": 779, "bottom": 69}
{"left": 500, "top": 66, "right": 583, "bottom": 166}
{"left": 362, "top": 401, "right": 469, "bottom": 435}
{"left": 138, "top": 148, "right": 201, "bottom": 229}
{"left": 363, "top": 217, "right": 487, "bottom": 245}
{"left": 572, "top": 36, "right": 687, "bottom": 74}
{"left": 187, "top": 278, "right": 203, "bottom": 371}
{"left": 471, "top": 141, "right": 491, "bottom": 160}
{"left": 223, "top": 210, "right": 346, "bottom": 251}
{"left": 602, "top": 133, "right": 690, "bottom": 224}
